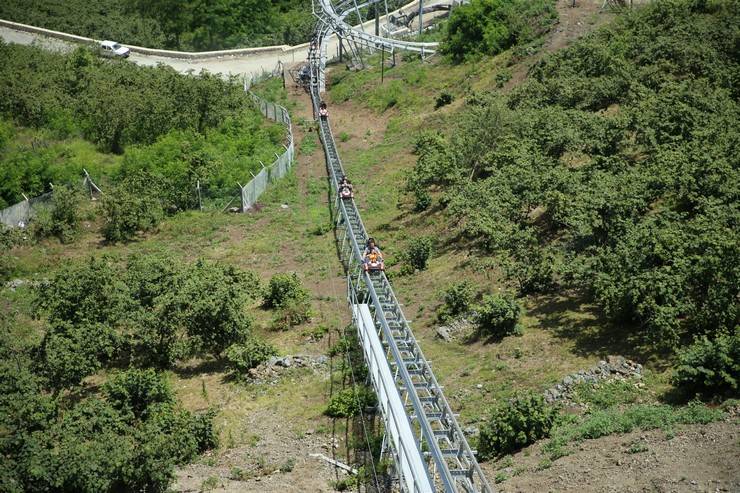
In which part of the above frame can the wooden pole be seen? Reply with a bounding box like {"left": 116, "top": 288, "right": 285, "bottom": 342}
{"left": 381, "top": 46, "right": 385, "bottom": 84}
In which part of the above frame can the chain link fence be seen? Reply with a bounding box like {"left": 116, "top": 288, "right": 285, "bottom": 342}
{"left": 239, "top": 68, "right": 294, "bottom": 212}
{"left": 0, "top": 170, "right": 102, "bottom": 228}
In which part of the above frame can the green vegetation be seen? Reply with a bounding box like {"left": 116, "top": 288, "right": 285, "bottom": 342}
{"left": 0, "top": 317, "right": 219, "bottom": 492}
{"left": 225, "top": 339, "right": 279, "bottom": 374}
{"left": 443, "top": 0, "right": 558, "bottom": 62}
{"left": 30, "top": 185, "right": 82, "bottom": 243}
{"left": 478, "top": 391, "right": 557, "bottom": 459}
{"left": 0, "top": 42, "right": 284, "bottom": 208}
{"left": 403, "top": 235, "right": 434, "bottom": 272}
{"left": 325, "top": 386, "right": 377, "bottom": 418}
{"left": 0, "top": 0, "right": 315, "bottom": 51}
{"left": 475, "top": 293, "right": 523, "bottom": 339}
{"left": 35, "top": 254, "right": 262, "bottom": 371}
{"left": 437, "top": 281, "right": 476, "bottom": 322}
{"left": 543, "top": 399, "right": 727, "bottom": 461}
{"left": 407, "top": 1, "right": 740, "bottom": 355}
{"left": 263, "top": 272, "right": 309, "bottom": 309}
{"left": 672, "top": 331, "right": 739, "bottom": 398}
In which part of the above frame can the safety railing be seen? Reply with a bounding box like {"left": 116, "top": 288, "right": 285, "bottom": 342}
{"left": 309, "top": 29, "right": 492, "bottom": 493}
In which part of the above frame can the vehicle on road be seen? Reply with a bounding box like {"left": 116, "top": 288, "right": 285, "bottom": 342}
{"left": 99, "top": 40, "right": 130, "bottom": 58}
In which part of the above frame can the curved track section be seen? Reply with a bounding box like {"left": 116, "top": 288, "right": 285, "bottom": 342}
{"left": 315, "top": 0, "right": 440, "bottom": 53}
{"left": 308, "top": 31, "right": 492, "bottom": 493}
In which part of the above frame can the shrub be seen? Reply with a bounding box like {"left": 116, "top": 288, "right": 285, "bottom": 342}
{"left": 190, "top": 408, "right": 219, "bottom": 453}
{"left": 263, "top": 272, "right": 310, "bottom": 309}
{"left": 672, "top": 331, "right": 739, "bottom": 398}
{"left": 404, "top": 236, "right": 434, "bottom": 272}
{"left": 30, "top": 185, "right": 82, "bottom": 243}
{"left": 103, "top": 368, "right": 174, "bottom": 419}
{"left": 225, "top": 339, "right": 278, "bottom": 373}
{"left": 475, "top": 293, "right": 523, "bottom": 338}
{"left": 443, "top": 0, "right": 558, "bottom": 63}
{"left": 40, "top": 321, "right": 119, "bottom": 390}
{"left": 435, "top": 91, "right": 454, "bottom": 109}
{"left": 101, "top": 171, "right": 163, "bottom": 242}
{"left": 478, "top": 391, "right": 557, "bottom": 459}
{"left": 272, "top": 299, "right": 312, "bottom": 330}
{"left": 437, "top": 281, "right": 476, "bottom": 322}
{"left": 325, "top": 387, "right": 377, "bottom": 418}
{"left": 161, "top": 260, "right": 258, "bottom": 356}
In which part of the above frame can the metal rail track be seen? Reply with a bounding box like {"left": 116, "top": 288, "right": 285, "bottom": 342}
{"left": 308, "top": 28, "right": 492, "bottom": 493}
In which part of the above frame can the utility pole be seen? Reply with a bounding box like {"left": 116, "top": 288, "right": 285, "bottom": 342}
{"left": 418, "top": 0, "right": 423, "bottom": 36}
{"left": 381, "top": 46, "right": 385, "bottom": 84}
{"left": 375, "top": 2, "right": 380, "bottom": 36}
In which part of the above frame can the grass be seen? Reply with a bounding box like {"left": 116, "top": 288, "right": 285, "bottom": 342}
{"left": 542, "top": 402, "right": 726, "bottom": 461}
{"left": 2, "top": 103, "right": 347, "bottom": 471}
{"left": 319, "top": 35, "right": 729, "bottom": 445}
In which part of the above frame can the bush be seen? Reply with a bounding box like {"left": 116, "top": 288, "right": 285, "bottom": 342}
{"left": 190, "top": 408, "right": 220, "bottom": 453}
{"left": 101, "top": 171, "right": 163, "bottom": 242}
{"left": 30, "top": 185, "right": 81, "bottom": 243}
{"left": 325, "top": 387, "right": 377, "bottom": 418}
{"left": 475, "top": 293, "right": 523, "bottom": 338}
{"left": 435, "top": 91, "right": 454, "bottom": 109}
{"left": 160, "top": 260, "right": 258, "bottom": 356}
{"left": 437, "top": 281, "right": 476, "bottom": 322}
{"left": 443, "top": 0, "right": 558, "bottom": 62}
{"left": 672, "top": 331, "right": 739, "bottom": 398}
{"left": 478, "top": 391, "right": 557, "bottom": 459}
{"left": 272, "top": 299, "right": 312, "bottom": 330}
{"left": 103, "top": 368, "right": 174, "bottom": 419}
{"left": 225, "top": 339, "right": 278, "bottom": 373}
{"left": 263, "top": 272, "right": 310, "bottom": 309}
{"left": 40, "top": 321, "right": 119, "bottom": 390}
{"left": 404, "top": 236, "right": 434, "bottom": 272}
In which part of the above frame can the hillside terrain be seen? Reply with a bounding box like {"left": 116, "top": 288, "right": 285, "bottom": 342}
{"left": 0, "top": 0, "right": 738, "bottom": 492}
{"left": 0, "top": 0, "right": 315, "bottom": 50}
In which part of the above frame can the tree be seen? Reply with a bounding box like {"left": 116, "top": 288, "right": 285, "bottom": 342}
{"left": 101, "top": 171, "right": 164, "bottom": 243}
{"left": 35, "top": 256, "right": 132, "bottom": 326}
{"left": 31, "top": 184, "right": 82, "bottom": 244}
{"left": 160, "top": 260, "right": 260, "bottom": 356}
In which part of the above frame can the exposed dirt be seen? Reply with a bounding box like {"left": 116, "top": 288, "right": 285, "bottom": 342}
{"left": 506, "top": 0, "right": 613, "bottom": 88}
{"left": 172, "top": 83, "right": 352, "bottom": 493}
{"left": 490, "top": 420, "right": 740, "bottom": 493}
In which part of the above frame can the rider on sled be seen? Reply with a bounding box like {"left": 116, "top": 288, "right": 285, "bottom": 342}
{"left": 319, "top": 101, "right": 328, "bottom": 119}
{"left": 362, "top": 237, "right": 384, "bottom": 272}
{"left": 338, "top": 176, "right": 354, "bottom": 199}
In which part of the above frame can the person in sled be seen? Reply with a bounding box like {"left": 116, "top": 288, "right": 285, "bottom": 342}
{"left": 362, "top": 237, "right": 384, "bottom": 272}
{"left": 319, "top": 101, "right": 328, "bottom": 119}
{"left": 338, "top": 176, "right": 354, "bottom": 198}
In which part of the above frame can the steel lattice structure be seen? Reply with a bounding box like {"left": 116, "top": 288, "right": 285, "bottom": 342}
{"left": 308, "top": 14, "right": 492, "bottom": 491}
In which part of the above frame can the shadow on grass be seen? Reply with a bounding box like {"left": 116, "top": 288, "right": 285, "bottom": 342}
{"left": 173, "top": 357, "right": 229, "bottom": 379}
{"left": 528, "top": 293, "right": 668, "bottom": 368}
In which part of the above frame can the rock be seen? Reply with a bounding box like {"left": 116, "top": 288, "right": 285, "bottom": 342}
{"left": 476, "top": 384, "right": 484, "bottom": 390}
{"left": 316, "top": 356, "right": 329, "bottom": 365}
{"left": 563, "top": 376, "right": 574, "bottom": 386}
{"left": 280, "top": 204, "right": 289, "bottom": 209}
{"left": 463, "top": 426, "right": 479, "bottom": 436}
{"left": 436, "top": 325, "right": 452, "bottom": 342}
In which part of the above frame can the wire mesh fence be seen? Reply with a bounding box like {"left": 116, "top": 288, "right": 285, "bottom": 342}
{"left": 0, "top": 192, "right": 52, "bottom": 228}
{"left": 239, "top": 74, "right": 294, "bottom": 212}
